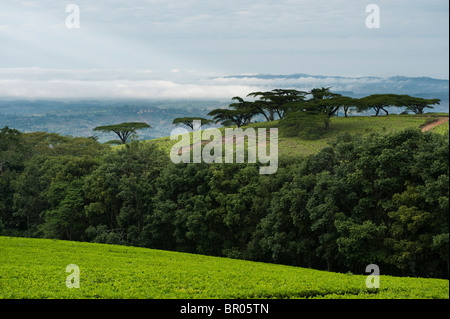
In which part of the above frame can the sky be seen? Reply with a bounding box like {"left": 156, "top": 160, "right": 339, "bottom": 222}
{"left": 0, "top": 0, "right": 448, "bottom": 99}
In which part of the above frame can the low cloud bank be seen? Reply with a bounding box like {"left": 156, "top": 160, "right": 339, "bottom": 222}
{"left": 0, "top": 68, "right": 448, "bottom": 100}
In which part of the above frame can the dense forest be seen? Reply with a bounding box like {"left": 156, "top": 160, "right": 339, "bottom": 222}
{"left": 1, "top": 124, "right": 448, "bottom": 279}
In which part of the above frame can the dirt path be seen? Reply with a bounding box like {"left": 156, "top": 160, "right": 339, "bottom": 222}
{"left": 421, "top": 117, "right": 449, "bottom": 132}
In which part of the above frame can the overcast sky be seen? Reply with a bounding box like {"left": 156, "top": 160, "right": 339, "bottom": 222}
{"left": 0, "top": 0, "right": 448, "bottom": 99}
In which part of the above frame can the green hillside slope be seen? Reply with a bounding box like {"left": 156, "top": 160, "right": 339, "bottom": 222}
{"left": 0, "top": 237, "right": 448, "bottom": 299}
{"left": 139, "top": 114, "right": 449, "bottom": 158}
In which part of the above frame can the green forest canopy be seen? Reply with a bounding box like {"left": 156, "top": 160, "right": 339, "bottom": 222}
{"left": 0, "top": 123, "right": 448, "bottom": 279}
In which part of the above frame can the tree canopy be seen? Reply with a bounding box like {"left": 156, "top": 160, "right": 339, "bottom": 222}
{"left": 208, "top": 97, "right": 259, "bottom": 127}
{"left": 282, "top": 88, "right": 361, "bottom": 130}
{"left": 93, "top": 122, "right": 151, "bottom": 144}
{"left": 358, "top": 94, "right": 403, "bottom": 116}
{"left": 204, "top": 88, "right": 443, "bottom": 133}
{"left": 1, "top": 126, "right": 448, "bottom": 278}
{"left": 172, "top": 117, "right": 214, "bottom": 131}
{"left": 358, "top": 94, "right": 441, "bottom": 116}
{"left": 397, "top": 95, "right": 441, "bottom": 114}
{"left": 247, "top": 89, "right": 307, "bottom": 121}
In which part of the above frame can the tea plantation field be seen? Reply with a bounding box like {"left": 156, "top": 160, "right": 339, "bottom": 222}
{"left": 142, "top": 114, "right": 449, "bottom": 158}
{"left": 0, "top": 237, "right": 448, "bottom": 299}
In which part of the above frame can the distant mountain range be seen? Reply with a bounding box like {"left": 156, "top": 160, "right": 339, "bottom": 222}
{"left": 222, "top": 73, "right": 449, "bottom": 98}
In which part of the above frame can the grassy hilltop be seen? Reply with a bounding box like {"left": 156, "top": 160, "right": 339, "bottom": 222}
{"left": 138, "top": 113, "right": 449, "bottom": 157}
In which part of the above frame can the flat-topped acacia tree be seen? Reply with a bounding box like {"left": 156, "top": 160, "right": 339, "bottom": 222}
{"left": 397, "top": 95, "right": 441, "bottom": 114}
{"left": 247, "top": 89, "right": 307, "bottom": 121}
{"left": 358, "top": 94, "right": 403, "bottom": 116}
{"left": 172, "top": 117, "right": 214, "bottom": 131}
{"left": 93, "top": 122, "right": 151, "bottom": 144}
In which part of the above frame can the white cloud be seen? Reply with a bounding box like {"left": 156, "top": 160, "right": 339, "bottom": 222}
{"left": 0, "top": 68, "right": 261, "bottom": 99}
{"left": 1, "top": 67, "right": 446, "bottom": 100}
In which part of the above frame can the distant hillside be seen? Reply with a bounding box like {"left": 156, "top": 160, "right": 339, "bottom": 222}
{"left": 143, "top": 114, "right": 449, "bottom": 158}
{"left": 223, "top": 73, "right": 449, "bottom": 95}
{"left": 0, "top": 100, "right": 227, "bottom": 143}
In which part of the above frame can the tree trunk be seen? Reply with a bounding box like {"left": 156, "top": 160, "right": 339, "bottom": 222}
{"left": 326, "top": 257, "right": 332, "bottom": 272}
{"left": 418, "top": 106, "right": 424, "bottom": 114}
{"left": 257, "top": 108, "right": 271, "bottom": 122}
{"left": 276, "top": 109, "right": 284, "bottom": 120}
{"left": 269, "top": 109, "right": 274, "bottom": 121}
{"left": 261, "top": 113, "right": 270, "bottom": 122}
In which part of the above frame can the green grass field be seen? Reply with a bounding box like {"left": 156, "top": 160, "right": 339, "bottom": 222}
{"left": 431, "top": 120, "right": 449, "bottom": 134}
{"left": 0, "top": 237, "right": 448, "bottom": 299}
{"left": 129, "top": 114, "right": 449, "bottom": 158}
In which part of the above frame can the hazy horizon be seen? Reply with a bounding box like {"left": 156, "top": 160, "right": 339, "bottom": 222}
{"left": 0, "top": 70, "right": 448, "bottom": 101}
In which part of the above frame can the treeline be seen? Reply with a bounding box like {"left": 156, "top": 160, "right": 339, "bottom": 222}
{"left": 202, "top": 88, "right": 441, "bottom": 130}
{"left": 0, "top": 126, "right": 448, "bottom": 278}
